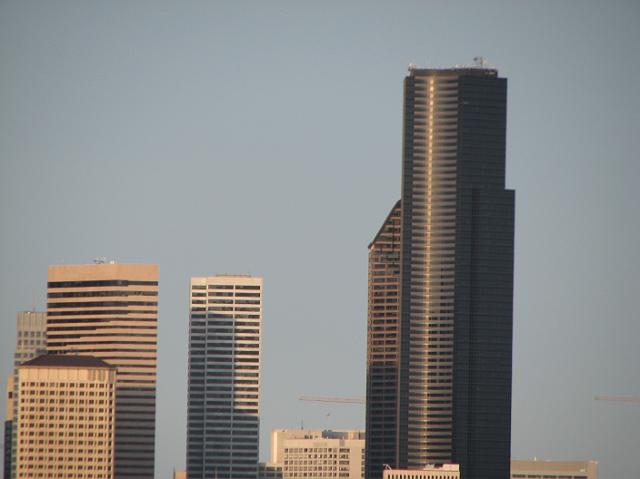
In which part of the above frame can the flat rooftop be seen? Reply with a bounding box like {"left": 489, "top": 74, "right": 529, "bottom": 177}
{"left": 21, "top": 354, "right": 115, "bottom": 369}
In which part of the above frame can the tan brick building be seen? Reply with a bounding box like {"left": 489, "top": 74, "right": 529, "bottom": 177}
{"left": 15, "top": 354, "right": 116, "bottom": 479}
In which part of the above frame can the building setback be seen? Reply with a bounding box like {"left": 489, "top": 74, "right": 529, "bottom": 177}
{"left": 365, "top": 64, "right": 515, "bottom": 479}
{"left": 14, "top": 354, "right": 116, "bottom": 479}
{"left": 365, "top": 201, "right": 401, "bottom": 479}
{"left": 46, "top": 263, "right": 158, "bottom": 479}
{"left": 187, "top": 275, "right": 263, "bottom": 479}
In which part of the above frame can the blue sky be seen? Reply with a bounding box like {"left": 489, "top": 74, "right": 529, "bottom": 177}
{"left": 1, "top": 1, "right": 639, "bottom": 478}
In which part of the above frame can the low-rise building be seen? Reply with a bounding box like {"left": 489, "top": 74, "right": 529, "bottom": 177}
{"left": 382, "top": 464, "right": 460, "bottom": 479}
{"left": 266, "top": 429, "right": 364, "bottom": 479}
{"left": 511, "top": 460, "right": 598, "bottom": 479}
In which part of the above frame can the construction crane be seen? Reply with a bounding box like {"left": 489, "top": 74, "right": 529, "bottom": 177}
{"left": 299, "top": 395, "right": 365, "bottom": 405}
{"left": 594, "top": 395, "right": 640, "bottom": 403}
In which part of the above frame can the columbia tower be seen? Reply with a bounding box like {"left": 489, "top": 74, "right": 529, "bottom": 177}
{"left": 366, "top": 65, "right": 515, "bottom": 479}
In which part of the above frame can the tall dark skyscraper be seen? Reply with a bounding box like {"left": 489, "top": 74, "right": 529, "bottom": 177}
{"left": 366, "top": 64, "right": 515, "bottom": 479}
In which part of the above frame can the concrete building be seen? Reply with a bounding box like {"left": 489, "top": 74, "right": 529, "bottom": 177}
{"left": 13, "top": 311, "right": 47, "bottom": 368}
{"left": 5, "top": 311, "right": 47, "bottom": 479}
{"left": 365, "top": 201, "right": 401, "bottom": 476}
{"left": 366, "top": 64, "right": 515, "bottom": 479}
{"left": 187, "top": 275, "right": 262, "bottom": 479}
{"left": 46, "top": 262, "right": 159, "bottom": 479}
{"left": 382, "top": 465, "right": 460, "bottom": 479}
{"left": 511, "top": 460, "right": 598, "bottom": 479}
{"left": 14, "top": 354, "right": 116, "bottom": 479}
{"left": 265, "top": 429, "right": 364, "bottom": 479}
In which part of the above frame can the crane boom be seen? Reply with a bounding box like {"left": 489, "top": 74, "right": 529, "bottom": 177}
{"left": 594, "top": 395, "right": 640, "bottom": 403}
{"left": 299, "top": 395, "right": 365, "bottom": 405}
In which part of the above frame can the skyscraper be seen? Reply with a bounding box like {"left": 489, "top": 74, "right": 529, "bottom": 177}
{"left": 46, "top": 262, "right": 159, "bottom": 479}
{"left": 187, "top": 275, "right": 263, "bottom": 479}
{"left": 366, "top": 64, "right": 515, "bottom": 479}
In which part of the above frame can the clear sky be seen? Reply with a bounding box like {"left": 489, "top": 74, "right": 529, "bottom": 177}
{"left": 1, "top": 1, "right": 639, "bottom": 478}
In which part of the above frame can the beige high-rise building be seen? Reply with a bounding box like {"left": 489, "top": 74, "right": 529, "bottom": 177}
{"left": 266, "top": 429, "right": 365, "bottom": 479}
{"left": 15, "top": 354, "right": 116, "bottom": 479}
{"left": 47, "top": 262, "right": 158, "bottom": 479}
{"left": 511, "top": 460, "right": 598, "bottom": 479}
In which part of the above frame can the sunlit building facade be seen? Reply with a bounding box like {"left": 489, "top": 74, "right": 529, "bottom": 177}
{"left": 46, "top": 262, "right": 159, "bottom": 479}
{"left": 511, "top": 460, "right": 598, "bottom": 479}
{"left": 382, "top": 464, "right": 460, "bottom": 479}
{"left": 15, "top": 354, "right": 116, "bottom": 479}
{"left": 266, "top": 429, "right": 364, "bottom": 479}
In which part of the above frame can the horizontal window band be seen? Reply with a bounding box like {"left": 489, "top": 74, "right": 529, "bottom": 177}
{"left": 48, "top": 280, "right": 158, "bottom": 288}
{"left": 48, "top": 301, "right": 158, "bottom": 308}
{"left": 48, "top": 310, "right": 157, "bottom": 316}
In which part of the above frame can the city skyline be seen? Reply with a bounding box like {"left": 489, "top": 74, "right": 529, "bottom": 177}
{"left": 1, "top": 2, "right": 639, "bottom": 479}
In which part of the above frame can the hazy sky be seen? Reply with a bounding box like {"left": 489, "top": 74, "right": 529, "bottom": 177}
{"left": 1, "top": 1, "right": 639, "bottom": 478}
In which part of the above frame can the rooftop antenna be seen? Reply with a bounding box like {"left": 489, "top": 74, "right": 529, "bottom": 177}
{"left": 32, "top": 290, "right": 36, "bottom": 312}
{"left": 473, "top": 56, "right": 485, "bottom": 68}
